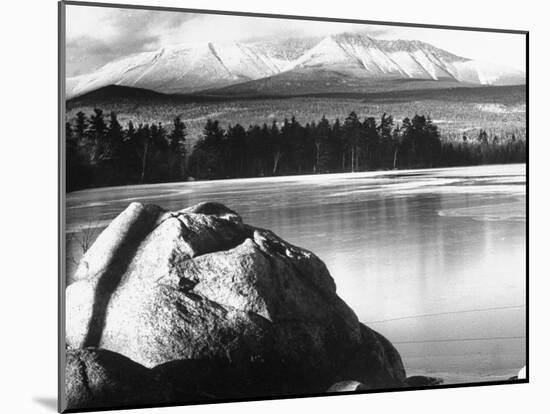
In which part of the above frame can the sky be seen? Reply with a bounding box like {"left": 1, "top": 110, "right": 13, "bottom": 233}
{"left": 65, "top": 4, "right": 526, "bottom": 77}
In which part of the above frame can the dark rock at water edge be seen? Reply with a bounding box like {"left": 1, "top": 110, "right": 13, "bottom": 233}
{"left": 65, "top": 348, "right": 216, "bottom": 410}
{"left": 66, "top": 348, "right": 159, "bottom": 410}
{"left": 65, "top": 201, "right": 407, "bottom": 406}
{"left": 404, "top": 376, "right": 444, "bottom": 387}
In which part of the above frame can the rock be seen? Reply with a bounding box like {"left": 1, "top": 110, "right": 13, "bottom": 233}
{"left": 71, "top": 202, "right": 165, "bottom": 284}
{"left": 65, "top": 348, "right": 159, "bottom": 410}
{"left": 65, "top": 348, "right": 214, "bottom": 410}
{"left": 327, "top": 380, "right": 370, "bottom": 392}
{"left": 151, "top": 358, "right": 266, "bottom": 399}
{"left": 66, "top": 202, "right": 406, "bottom": 398}
{"left": 344, "top": 324, "right": 407, "bottom": 388}
{"left": 405, "top": 376, "right": 444, "bottom": 387}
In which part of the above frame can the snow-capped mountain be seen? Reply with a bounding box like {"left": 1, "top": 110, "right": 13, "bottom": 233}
{"left": 290, "top": 33, "right": 524, "bottom": 85}
{"left": 67, "top": 41, "right": 296, "bottom": 97}
{"left": 66, "top": 33, "right": 525, "bottom": 98}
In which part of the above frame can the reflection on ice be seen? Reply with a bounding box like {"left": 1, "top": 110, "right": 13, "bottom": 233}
{"left": 439, "top": 201, "right": 526, "bottom": 222}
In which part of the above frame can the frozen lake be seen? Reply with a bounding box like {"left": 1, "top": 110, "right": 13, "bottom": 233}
{"left": 66, "top": 164, "right": 526, "bottom": 384}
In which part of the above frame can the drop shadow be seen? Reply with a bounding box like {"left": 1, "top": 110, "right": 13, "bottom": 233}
{"left": 33, "top": 397, "right": 57, "bottom": 411}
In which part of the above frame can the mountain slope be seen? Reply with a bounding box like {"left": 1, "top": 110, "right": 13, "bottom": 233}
{"left": 66, "top": 32, "right": 525, "bottom": 98}
{"left": 67, "top": 41, "right": 300, "bottom": 98}
{"left": 293, "top": 34, "right": 458, "bottom": 80}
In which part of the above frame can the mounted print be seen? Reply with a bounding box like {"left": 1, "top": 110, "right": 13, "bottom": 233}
{"left": 58, "top": 1, "right": 528, "bottom": 412}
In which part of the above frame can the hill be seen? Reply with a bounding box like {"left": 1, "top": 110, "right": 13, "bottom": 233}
{"left": 66, "top": 84, "right": 526, "bottom": 147}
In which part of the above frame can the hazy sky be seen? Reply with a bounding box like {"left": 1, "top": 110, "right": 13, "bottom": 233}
{"left": 65, "top": 4, "right": 526, "bottom": 77}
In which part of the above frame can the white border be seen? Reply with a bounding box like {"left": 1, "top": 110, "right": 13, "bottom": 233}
{"left": 2, "top": 0, "right": 546, "bottom": 413}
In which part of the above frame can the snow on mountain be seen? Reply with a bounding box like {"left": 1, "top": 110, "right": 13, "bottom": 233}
{"left": 66, "top": 32, "right": 525, "bottom": 99}
{"left": 292, "top": 34, "right": 522, "bottom": 85}
{"left": 247, "top": 36, "right": 322, "bottom": 63}
{"left": 294, "top": 33, "right": 407, "bottom": 77}
{"left": 452, "top": 60, "right": 525, "bottom": 85}
{"left": 67, "top": 41, "right": 297, "bottom": 98}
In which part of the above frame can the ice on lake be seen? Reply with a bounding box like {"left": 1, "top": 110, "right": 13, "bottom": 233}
{"left": 66, "top": 164, "right": 526, "bottom": 383}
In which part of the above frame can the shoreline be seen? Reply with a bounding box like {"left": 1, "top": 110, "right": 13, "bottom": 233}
{"left": 66, "top": 163, "right": 527, "bottom": 195}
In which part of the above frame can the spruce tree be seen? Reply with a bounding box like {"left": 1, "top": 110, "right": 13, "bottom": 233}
{"left": 344, "top": 112, "right": 362, "bottom": 172}
{"left": 75, "top": 111, "right": 87, "bottom": 140}
{"left": 88, "top": 108, "right": 107, "bottom": 161}
{"left": 106, "top": 111, "right": 124, "bottom": 160}
{"left": 169, "top": 116, "right": 187, "bottom": 180}
{"left": 377, "top": 113, "right": 394, "bottom": 169}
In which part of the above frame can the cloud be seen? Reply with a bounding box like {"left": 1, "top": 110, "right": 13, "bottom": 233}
{"left": 377, "top": 25, "right": 526, "bottom": 70}
{"left": 65, "top": 5, "right": 195, "bottom": 76}
{"left": 153, "top": 14, "right": 390, "bottom": 45}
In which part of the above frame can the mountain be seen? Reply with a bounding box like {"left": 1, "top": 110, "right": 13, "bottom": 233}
{"left": 293, "top": 34, "right": 464, "bottom": 80}
{"left": 204, "top": 34, "right": 525, "bottom": 96}
{"left": 67, "top": 42, "right": 289, "bottom": 98}
{"left": 66, "top": 38, "right": 319, "bottom": 99}
{"left": 66, "top": 32, "right": 525, "bottom": 99}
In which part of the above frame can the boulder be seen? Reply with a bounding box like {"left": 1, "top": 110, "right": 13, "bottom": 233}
{"left": 66, "top": 202, "right": 406, "bottom": 398}
{"left": 65, "top": 348, "right": 216, "bottom": 410}
{"left": 342, "top": 324, "right": 407, "bottom": 388}
{"left": 65, "top": 348, "right": 159, "bottom": 410}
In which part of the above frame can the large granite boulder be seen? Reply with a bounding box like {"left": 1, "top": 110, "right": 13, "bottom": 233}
{"left": 66, "top": 202, "right": 406, "bottom": 398}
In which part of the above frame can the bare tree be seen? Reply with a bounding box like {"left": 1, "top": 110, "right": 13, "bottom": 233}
{"left": 68, "top": 222, "right": 101, "bottom": 266}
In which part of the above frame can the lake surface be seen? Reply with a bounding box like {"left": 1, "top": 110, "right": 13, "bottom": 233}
{"left": 66, "top": 164, "right": 526, "bottom": 384}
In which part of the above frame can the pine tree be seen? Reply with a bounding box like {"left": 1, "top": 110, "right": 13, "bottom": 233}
{"left": 330, "top": 118, "right": 343, "bottom": 172}
{"left": 106, "top": 111, "right": 124, "bottom": 160}
{"left": 197, "top": 119, "right": 226, "bottom": 179}
{"left": 169, "top": 116, "right": 187, "bottom": 181}
{"left": 136, "top": 123, "right": 152, "bottom": 183}
{"left": 344, "top": 112, "right": 362, "bottom": 172}
{"left": 75, "top": 111, "right": 87, "bottom": 141}
{"left": 66, "top": 122, "right": 78, "bottom": 189}
{"left": 377, "top": 113, "right": 394, "bottom": 169}
{"left": 74, "top": 111, "right": 89, "bottom": 162}
{"left": 363, "top": 116, "right": 378, "bottom": 170}
{"left": 391, "top": 124, "right": 402, "bottom": 169}
{"left": 226, "top": 123, "right": 247, "bottom": 177}
{"left": 284, "top": 116, "right": 306, "bottom": 173}
{"left": 88, "top": 108, "right": 107, "bottom": 161}
{"left": 314, "top": 115, "right": 331, "bottom": 173}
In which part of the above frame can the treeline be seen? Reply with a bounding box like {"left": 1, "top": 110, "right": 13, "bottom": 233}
{"left": 66, "top": 109, "right": 526, "bottom": 191}
{"left": 66, "top": 109, "right": 187, "bottom": 191}
{"left": 441, "top": 129, "right": 526, "bottom": 167}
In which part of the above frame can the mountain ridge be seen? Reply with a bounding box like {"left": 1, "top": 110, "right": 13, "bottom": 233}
{"left": 66, "top": 32, "right": 525, "bottom": 99}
